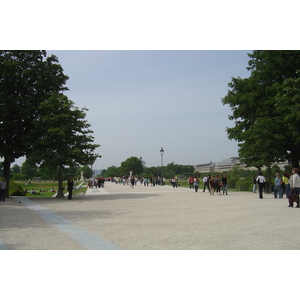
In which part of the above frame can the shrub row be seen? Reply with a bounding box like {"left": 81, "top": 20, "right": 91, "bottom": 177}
{"left": 9, "top": 181, "right": 26, "bottom": 196}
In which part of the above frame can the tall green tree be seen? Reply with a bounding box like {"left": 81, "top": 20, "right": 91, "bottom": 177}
{"left": 0, "top": 50, "right": 68, "bottom": 195}
{"left": 119, "top": 157, "right": 143, "bottom": 176}
{"left": 222, "top": 50, "right": 300, "bottom": 169}
{"left": 11, "top": 164, "right": 21, "bottom": 174}
{"left": 274, "top": 73, "right": 300, "bottom": 167}
{"left": 28, "top": 93, "right": 100, "bottom": 197}
{"left": 79, "top": 165, "right": 93, "bottom": 179}
{"left": 21, "top": 160, "right": 38, "bottom": 180}
{"left": 38, "top": 165, "right": 58, "bottom": 180}
{"left": 105, "top": 166, "right": 119, "bottom": 177}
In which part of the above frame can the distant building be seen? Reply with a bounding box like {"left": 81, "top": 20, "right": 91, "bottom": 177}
{"left": 195, "top": 157, "right": 239, "bottom": 173}
{"left": 194, "top": 157, "right": 290, "bottom": 173}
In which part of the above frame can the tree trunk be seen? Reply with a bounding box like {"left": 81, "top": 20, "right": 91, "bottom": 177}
{"left": 56, "top": 165, "right": 65, "bottom": 198}
{"left": 267, "top": 165, "right": 272, "bottom": 193}
{"left": 3, "top": 159, "right": 11, "bottom": 197}
{"left": 290, "top": 152, "right": 299, "bottom": 169}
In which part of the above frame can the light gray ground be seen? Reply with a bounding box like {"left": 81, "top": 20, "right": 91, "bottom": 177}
{"left": 1, "top": 182, "right": 299, "bottom": 250}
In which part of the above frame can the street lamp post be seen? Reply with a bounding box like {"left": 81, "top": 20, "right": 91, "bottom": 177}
{"left": 160, "top": 147, "right": 164, "bottom": 185}
{"left": 139, "top": 156, "right": 143, "bottom": 179}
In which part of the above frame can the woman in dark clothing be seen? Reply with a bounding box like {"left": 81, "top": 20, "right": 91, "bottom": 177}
{"left": 0, "top": 178, "right": 6, "bottom": 201}
{"left": 67, "top": 177, "right": 74, "bottom": 199}
{"left": 222, "top": 174, "right": 228, "bottom": 195}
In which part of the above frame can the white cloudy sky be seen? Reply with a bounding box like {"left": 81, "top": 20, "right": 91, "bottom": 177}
{"left": 42, "top": 50, "right": 251, "bottom": 170}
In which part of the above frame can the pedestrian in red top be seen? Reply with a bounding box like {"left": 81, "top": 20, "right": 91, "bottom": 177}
{"left": 188, "top": 176, "right": 194, "bottom": 189}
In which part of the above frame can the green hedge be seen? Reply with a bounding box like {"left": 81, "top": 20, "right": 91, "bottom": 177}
{"left": 234, "top": 178, "right": 253, "bottom": 191}
{"left": 227, "top": 177, "right": 239, "bottom": 189}
{"left": 9, "top": 181, "right": 26, "bottom": 196}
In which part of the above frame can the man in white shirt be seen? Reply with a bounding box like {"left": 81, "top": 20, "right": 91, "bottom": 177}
{"left": 290, "top": 168, "right": 300, "bottom": 207}
{"left": 256, "top": 172, "right": 266, "bottom": 199}
{"left": 203, "top": 175, "right": 209, "bottom": 192}
{"left": 291, "top": 168, "right": 300, "bottom": 190}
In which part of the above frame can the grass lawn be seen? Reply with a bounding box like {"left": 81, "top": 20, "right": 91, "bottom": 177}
{"left": 15, "top": 180, "right": 87, "bottom": 198}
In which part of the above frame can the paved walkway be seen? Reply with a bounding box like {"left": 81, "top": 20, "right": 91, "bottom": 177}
{"left": 1, "top": 182, "right": 299, "bottom": 250}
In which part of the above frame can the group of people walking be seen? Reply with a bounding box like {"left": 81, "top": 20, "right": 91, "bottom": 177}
{"left": 189, "top": 174, "right": 228, "bottom": 195}
{"left": 112, "top": 176, "right": 165, "bottom": 187}
{"left": 253, "top": 169, "right": 300, "bottom": 206}
{"left": 84, "top": 170, "right": 300, "bottom": 205}
{"left": 87, "top": 177, "right": 105, "bottom": 189}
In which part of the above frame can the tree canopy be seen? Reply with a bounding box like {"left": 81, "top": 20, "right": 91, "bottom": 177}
{"left": 222, "top": 50, "right": 300, "bottom": 169}
{"left": 27, "top": 93, "right": 100, "bottom": 197}
{"left": 0, "top": 50, "right": 69, "bottom": 193}
{"left": 0, "top": 50, "right": 100, "bottom": 196}
{"left": 102, "top": 160, "right": 195, "bottom": 178}
{"left": 0, "top": 51, "right": 68, "bottom": 162}
{"left": 119, "top": 156, "right": 144, "bottom": 176}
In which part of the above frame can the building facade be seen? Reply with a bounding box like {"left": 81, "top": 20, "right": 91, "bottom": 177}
{"left": 194, "top": 157, "right": 290, "bottom": 173}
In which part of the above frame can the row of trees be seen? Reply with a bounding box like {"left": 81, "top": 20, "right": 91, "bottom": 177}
{"left": 222, "top": 50, "right": 300, "bottom": 178}
{"left": 9, "top": 162, "right": 94, "bottom": 182}
{"left": 0, "top": 51, "right": 100, "bottom": 197}
{"left": 12, "top": 156, "right": 195, "bottom": 181}
{"left": 101, "top": 156, "right": 195, "bottom": 178}
{"left": 101, "top": 157, "right": 292, "bottom": 192}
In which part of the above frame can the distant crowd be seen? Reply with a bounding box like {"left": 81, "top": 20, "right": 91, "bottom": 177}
{"left": 89, "top": 169, "right": 300, "bottom": 207}
{"left": 252, "top": 168, "right": 300, "bottom": 207}
{"left": 88, "top": 176, "right": 166, "bottom": 188}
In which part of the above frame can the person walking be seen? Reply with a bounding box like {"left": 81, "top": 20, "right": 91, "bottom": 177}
{"left": 209, "top": 175, "right": 215, "bottom": 196}
{"left": 144, "top": 177, "right": 149, "bottom": 186}
{"left": 274, "top": 173, "right": 283, "bottom": 198}
{"left": 130, "top": 176, "right": 135, "bottom": 188}
{"left": 188, "top": 176, "right": 194, "bottom": 189}
{"left": 67, "top": 177, "right": 74, "bottom": 199}
{"left": 0, "top": 178, "right": 6, "bottom": 201}
{"left": 174, "top": 177, "right": 178, "bottom": 188}
{"left": 203, "top": 175, "right": 209, "bottom": 192}
{"left": 215, "top": 174, "right": 221, "bottom": 195}
{"left": 100, "top": 177, "right": 105, "bottom": 188}
{"left": 282, "top": 172, "right": 290, "bottom": 198}
{"left": 290, "top": 168, "right": 300, "bottom": 207}
{"left": 256, "top": 172, "right": 266, "bottom": 199}
{"left": 252, "top": 175, "right": 257, "bottom": 193}
{"left": 222, "top": 174, "right": 228, "bottom": 195}
{"left": 193, "top": 176, "right": 199, "bottom": 192}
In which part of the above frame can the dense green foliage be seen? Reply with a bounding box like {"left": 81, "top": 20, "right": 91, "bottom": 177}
{"left": 9, "top": 181, "right": 26, "bottom": 196}
{"left": 222, "top": 50, "right": 300, "bottom": 169}
{"left": 0, "top": 51, "right": 100, "bottom": 197}
{"left": 27, "top": 93, "right": 100, "bottom": 197}
{"left": 101, "top": 158, "right": 194, "bottom": 178}
{"left": 0, "top": 51, "right": 69, "bottom": 194}
{"left": 8, "top": 162, "right": 93, "bottom": 181}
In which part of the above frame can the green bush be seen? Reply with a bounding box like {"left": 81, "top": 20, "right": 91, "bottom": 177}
{"left": 9, "top": 181, "right": 26, "bottom": 196}
{"left": 234, "top": 178, "right": 252, "bottom": 191}
{"left": 227, "top": 177, "right": 239, "bottom": 189}
{"left": 12, "top": 173, "right": 26, "bottom": 181}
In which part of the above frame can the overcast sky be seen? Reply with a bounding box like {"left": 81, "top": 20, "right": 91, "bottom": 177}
{"left": 31, "top": 50, "right": 251, "bottom": 170}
